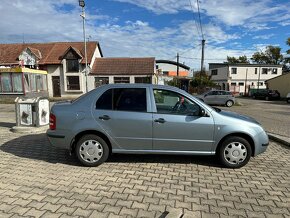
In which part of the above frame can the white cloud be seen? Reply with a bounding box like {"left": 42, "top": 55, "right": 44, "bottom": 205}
{"left": 113, "top": 0, "right": 290, "bottom": 30}
{"left": 253, "top": 34, "right": 275, "bottom": 40}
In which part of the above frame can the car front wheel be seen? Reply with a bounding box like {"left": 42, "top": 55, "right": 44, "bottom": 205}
{"left": 218, "top": 136, "right": 252, "bottom": 168}
{"left": 225, "top": 100, "right": 234, "bottom": 107}
{"left": 287, "top": 98, "right": 290, "bottom": 103}
{"left": 75, "top": 134, "right": 109, "bottom": 167}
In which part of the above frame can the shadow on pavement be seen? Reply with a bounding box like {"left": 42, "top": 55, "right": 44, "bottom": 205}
{"left": 0, "top": 133, "right": 80, "bottom": 166}
{"left": 0, "top": 122, "right": 15, "bottom": 128}
{"left": 0, "top": 133, "right": 222, "bottom": 168}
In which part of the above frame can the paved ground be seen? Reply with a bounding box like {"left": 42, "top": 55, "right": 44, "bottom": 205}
{"left": 0, "top": 100, "right": 290, "bottom": 218}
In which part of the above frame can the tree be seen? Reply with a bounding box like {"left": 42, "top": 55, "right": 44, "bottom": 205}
{"left": 191, "top": 71, "right": 215, "bottom": 88}
{"left": 226, "top": 55, "right": 249, "bottom": 64}
{"left": 251, "top": 46, "right": 283, "bottom": 64}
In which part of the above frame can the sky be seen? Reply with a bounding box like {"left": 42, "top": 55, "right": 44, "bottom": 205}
{"left": 0, "top": 0, "right": 289, "bottom": 70}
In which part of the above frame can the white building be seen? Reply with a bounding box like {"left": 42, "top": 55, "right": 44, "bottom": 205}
{"left": 0, "top": 42, "right": 103, "bottom": 98}
{"left": 209, "top": 63, "right": 283, "bottom": 95}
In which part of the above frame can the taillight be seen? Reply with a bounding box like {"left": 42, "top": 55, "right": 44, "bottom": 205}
{"left": 49, "top": 113, "right": 56, "bottom": 130}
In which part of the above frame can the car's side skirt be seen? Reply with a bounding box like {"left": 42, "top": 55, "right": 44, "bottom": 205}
{"left": 112, "top": 149, "right": 215, "bottom": 155}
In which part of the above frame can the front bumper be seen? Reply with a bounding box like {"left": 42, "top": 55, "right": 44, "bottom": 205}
{"left": 254, "top": 130, "right": 269, "bottom": 156}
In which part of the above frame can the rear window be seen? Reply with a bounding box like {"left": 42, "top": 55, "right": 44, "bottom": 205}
{"left": 96, "top": 88, "right": 147, "bottom": 112}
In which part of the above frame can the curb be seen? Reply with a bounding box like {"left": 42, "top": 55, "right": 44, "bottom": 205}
{"left": 267, "top": 132, "right": 290, "bottom": 147}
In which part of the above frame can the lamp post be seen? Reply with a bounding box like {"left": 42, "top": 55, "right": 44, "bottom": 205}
{"left": 79, "top": 0, "right": 88, "bottom": 93}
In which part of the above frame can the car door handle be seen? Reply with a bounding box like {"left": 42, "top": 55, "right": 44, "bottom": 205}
{"left": 99, "top": 115, "right": 110, "bottom": 120}
{"left": 154, "top": 118, "right": 166, "bottom": 123}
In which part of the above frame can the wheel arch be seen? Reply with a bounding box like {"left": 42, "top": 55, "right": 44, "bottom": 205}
{"left": 216, "top": 133, "right": 255, "bottom": 156}
{"left": 71, "top": 130, "right": 112, "bottom": 154}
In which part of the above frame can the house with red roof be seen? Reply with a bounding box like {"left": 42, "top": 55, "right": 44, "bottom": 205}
{"left": 0, "top": 41, "right": 103, "bottom": 97}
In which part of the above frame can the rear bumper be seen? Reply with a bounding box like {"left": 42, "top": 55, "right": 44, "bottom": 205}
{"left": 46, "top": 130, "right": 71, "bottom": 150}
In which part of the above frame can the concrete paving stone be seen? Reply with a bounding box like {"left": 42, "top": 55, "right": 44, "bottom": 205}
{"left": 147, "top": 204, "right": 166, "bottom": 213}
{"left": 41, "top": 211, "right": 62, "bottom": 218}
{"left": 103, "top": 205, "right": 122, "bottom": 214}
{"left": 56, "top": 205, "right": 77, "bottom": 215}
{"left": 119, "top": 207, "right": 138, "bottom": 217}
{"left": 183, "top": 210, "right": 202, "bottom": 218}
{"left": 72, "top": 208, "right": 93, "bottom": 217}
{"left": 24, "top": 208, "right": 46, "bottom": 218}
{"left": 115, "top": 200, "right": 133, "bottom": 208}
{"left": 127, "top": 194, "right": 144, "bottom": 203}
{"left": 0, "top": 203, "right": 16, "bottom": 213}
{"left": 88, "top": 211, "right": 110, "bottom": 218}
{"left": 136, "top": 209, "right": 156, "bottom": 218}
{"left": 41, "top": 203, "right": 62, "bottom": 213}
{"left": 8, "top": 206, "right": 30, "bottom": 216}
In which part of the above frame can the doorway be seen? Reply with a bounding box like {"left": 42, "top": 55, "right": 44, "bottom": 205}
{"left": 52, "top": 76, "right": 61, "bottom": 97}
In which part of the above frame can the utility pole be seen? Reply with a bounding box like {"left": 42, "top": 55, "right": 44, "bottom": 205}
{"left": 200, "top": 39, "right": 205, "bottom": 73}
{"left": 79, "top": 0, "right": 88, "bottom": 93}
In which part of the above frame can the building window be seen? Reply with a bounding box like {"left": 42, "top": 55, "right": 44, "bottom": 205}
{"left": 258, "top": 82, "right": 263, "bottom": 86}
{"left": 255, "top": 68, "right": 257, "bottom": 74}
{"left": 0, "top": 73, "right": 12, "bottom": 92}
{"left": 67, "top": 76, "right": 80, "bottom": 90}
{"left": 238, "top": 82, "right": 244, "bottom": 86}
{"left": 114, "top": 77, "right": 130, "bottom": 84}
{"left": 67, "top": 59, "right": 79, "bottom": 72}
{"left": 95, "top": 77, "right": 109, "bottom": 87}
{"left": 135, "top": 77, "right": 151, "bottom": 83}
{"left": 163, "top": 71, "right": 169, "bottom": 76}
{"left": 231, "top": 82, "right": 236, "bottom": 86}
{"left": 12, "top": 74, "right": 23, "bottom": 92}
{"left": 272, "top": 68, "right": 277, "bottom": 74}
{"left": 262, "top": 68, "right": 268, "bottom": 74}
{"left": 211, "top": 69, "right": 218, "bottom": 75}
{"left": 231, "top": 68, "right": 237, "bottom": 74}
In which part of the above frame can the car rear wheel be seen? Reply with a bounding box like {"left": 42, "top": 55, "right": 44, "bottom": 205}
{"left": 287, "top": 98, "right": 290, "bottom": 103}
{"left": 225, "top": 100, "right": 234, "bottom": 107}
{"left": 265, "top": 96, "right": 269, "bottom": 101}
{"left": 218, "top": 136, "right": 252, "bottom": 168}
{"left": 75, "top": 134, "right": 109, "bottom": 167}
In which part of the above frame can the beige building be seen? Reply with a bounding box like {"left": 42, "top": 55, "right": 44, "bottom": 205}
{"left": 209, "top": 63, "right": 283, "bottom": 95}
{"left": 265, "top": 73, "right": 290, "bottom": 98}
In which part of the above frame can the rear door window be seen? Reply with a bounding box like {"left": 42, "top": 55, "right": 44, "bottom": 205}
{"left": 96, "top": 88, "right": 147, "bottom": 112}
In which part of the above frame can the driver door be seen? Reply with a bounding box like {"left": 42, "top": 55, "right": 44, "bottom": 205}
{"left": 152, "top": 89, "right": 214, "bottom": 152}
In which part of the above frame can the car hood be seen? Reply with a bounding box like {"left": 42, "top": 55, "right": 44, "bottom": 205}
{"left": 219, "top": 110, "right": 260, "bottom": 125}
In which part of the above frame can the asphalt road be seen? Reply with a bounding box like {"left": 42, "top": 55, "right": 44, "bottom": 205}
{"left": 221, "top": 98, "right": 290, "bottom": 137}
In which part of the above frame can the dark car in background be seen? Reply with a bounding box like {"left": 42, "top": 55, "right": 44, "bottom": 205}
{"left": 252, "top": 89, "right": 280, "bottom": 101}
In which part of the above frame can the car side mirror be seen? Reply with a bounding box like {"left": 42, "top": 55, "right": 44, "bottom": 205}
{"left": 199, "top": 108, "right": 209, "bottom": 117}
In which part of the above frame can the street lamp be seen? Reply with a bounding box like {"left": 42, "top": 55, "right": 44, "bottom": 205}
{"left": 79, "top": 0, "right": 88, "bottom": 93}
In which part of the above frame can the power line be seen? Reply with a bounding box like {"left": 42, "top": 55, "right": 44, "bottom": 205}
{"left": 196, "top": 0, "right": 204, "bottom": 40}
{"left": 188, "top": 0, "right": 202, "bottom": 40}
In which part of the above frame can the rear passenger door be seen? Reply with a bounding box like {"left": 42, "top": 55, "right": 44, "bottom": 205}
{"left": 94, "top": 87, "right": 153, "bottom": 151}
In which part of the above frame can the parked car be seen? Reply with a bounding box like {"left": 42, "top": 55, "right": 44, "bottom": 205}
{"left": 252, "top": 89, "right": 280, "bottom": 100}
{"left": 286, "top": 93, "right": 290, "bottom": 103}
{"left": 47, "top": 84, "right": 268, "bottom": 168}
{"left": 196, "top": 90, "right": 235, "bottom": 107}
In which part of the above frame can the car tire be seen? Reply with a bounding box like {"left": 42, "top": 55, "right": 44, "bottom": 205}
{"left": 75, "top": 134, "right": 109, "bottom": 167}
{"left": 265, "top": 96, "right": 269, "bottom": 101}
{"left": 218, "top": 136, "right": 252, "bottom": 168}
{"left": 252, "top": 95, "right": 256, "bottom": 99}
{"left": 287, "top": 98, "right": 290, "bottom": 103}
{"left": 225, "top": 100, "right": 234, "bottom": 107}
